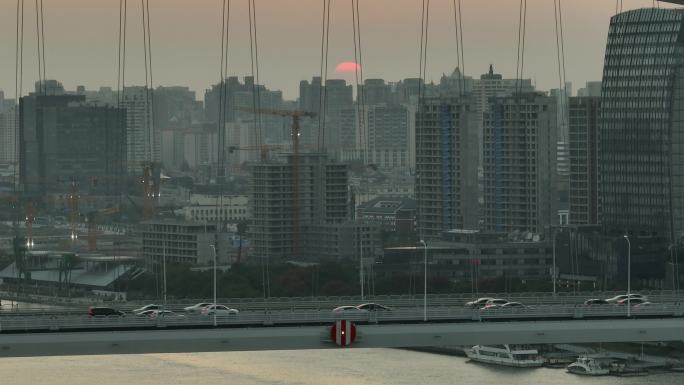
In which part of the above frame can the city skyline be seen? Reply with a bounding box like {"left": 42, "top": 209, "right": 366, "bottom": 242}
{"left": 0, "top": 0, "right": 672, "bottom": 100}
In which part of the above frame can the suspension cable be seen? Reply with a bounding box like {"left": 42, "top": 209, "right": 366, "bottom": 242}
{"left": 248, "top": 0, "right": 262, "bottom": 151}
{"left": 520, "top": 0, "right": 527, "bottom": 95}
{"left": 145, "top": 0, "right": 155, "bottom": 163}
{"left": 34, "top": 0, "right": 42, "bottom": 94}
{"left": 218, "top": 0, "right": 230, "bottom": 173}
{"left": 39, "top": 0, "right": 46, "bottom": 90}
{"left": 553, "top": 0, "right": 565, "bottom": 128}
{"left": 355, "top": 0, "right": 367, "bottom": 163}
{"left": 112, "top": 0, "right": 129, "bottom": 295}
{"left": 317, "top": 0, "right": 331, "bottom": 153}
{"left": 452, "top": 0, "right": 461, "bottom": 80}
{"left": 141, "top": 0, "right": 150, "bottom": 161}
{"left": 316, "top": 0, "right": 329, "bottom": 150}
{"left": 457, "top": 0, "right": 465, "bottom": 95}
{"left": 352, "top": 0, "right": 367, "bottom": 164}
{"left": 13, "top": 0, "right": 25, "bottom": 233}
{"left": 452, "top": 0, "right": 466, "bottom": 96}
{"left": 213, "top": 0, "right": 231, "bottom": 303}
{"left": 515, "top": 0, "right": 528, "bottom": 96}
{"left": 416, "top": 0, "right": 430, "bottom": 241}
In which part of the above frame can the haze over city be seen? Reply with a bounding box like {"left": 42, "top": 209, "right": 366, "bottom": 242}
{"left": 0, "top": 0, "right": 672, "bottom": 98}
{"left": 4, "top": 1, "right": 684, "bottom": 384}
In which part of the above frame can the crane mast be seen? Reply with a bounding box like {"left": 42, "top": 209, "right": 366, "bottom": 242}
{"left": 240, "top": 108, "right": 316, "bottom": 257}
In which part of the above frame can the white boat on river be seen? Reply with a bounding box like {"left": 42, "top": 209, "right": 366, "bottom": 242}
{"left": 464, "top": 345, "right": 544, "bottom": 368}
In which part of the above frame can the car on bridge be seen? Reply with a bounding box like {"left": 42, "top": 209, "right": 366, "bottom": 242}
{"left": 465, "top": 297, "right": 494, "bottom": 308}
{"left": 606, "top": 294, "right": 647, "bottom": 304}
{"left": 184, "top": 302, "right": 213, "bottom": 313}
{"left": 331, "top": 306, "right": 367, "bottom": 318}
{"left": 356, "top": 303, "right": 392, "bottom": 312}
{"left": 87, "top": 306, "right": 125, "bottom": 317}
{"left": 484, "top": 298, "right": 509, "bottom": 307}
{"left": 149, "top": 310, "right": 185, "bottom": 319}
{"left": 616, "top": 297, "right": 648, "bottom": 305}
{"left": 501, "top": 301, "right": 526, "bottom": 308}
{"left": 132, "top": 304, "right": 162, "bottom": 315}
{"left": 331, "top": 303, "right": 392, "bottom": 318}
{"left": 481, "top": 301, "right": 526, "bottom": 311}
{"left": 135, "top": 309, "right": 158, "bottom": 317}
{"left": 583, "top": 299, "right": 609, "bottom": 306}
{"left": 201, "top": 304, "right": 239, "bottom": 316}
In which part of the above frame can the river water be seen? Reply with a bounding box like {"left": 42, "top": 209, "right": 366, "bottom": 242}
{"left": 0, "top": 349, "right": 680, "bottom": 385}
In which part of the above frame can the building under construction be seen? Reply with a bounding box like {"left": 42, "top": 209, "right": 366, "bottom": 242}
{"left": 249, "top": 153, "right": 351, "bottom": 259}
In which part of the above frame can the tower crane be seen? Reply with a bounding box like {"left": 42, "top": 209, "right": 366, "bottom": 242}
{"left": 239, "top": 108, "right": 317, "bottom": 257}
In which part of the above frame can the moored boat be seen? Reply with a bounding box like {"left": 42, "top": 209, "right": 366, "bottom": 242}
{"left": 566, "top": 356, "right": 610, "bottom": 376}
{"left": 464, "top": 345, "right": 544, "bottom": 368}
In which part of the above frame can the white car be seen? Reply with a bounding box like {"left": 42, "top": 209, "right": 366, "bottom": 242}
{"left": 184, "top": 302, "right": 213, "bottom": 313}
{"left": 332, "top": 305, "right": 365, "bottom": 313}
{"left": 202, "top": 304, "right": 239, "bottom": 316}
{"left": 465, "top": 298, "right": 494, "bottom": 308}
{"left": 332, "top": 305, "right": 368, "bottom": 315}
{"left": 132, "top": 304, "right": 162, "bottom": 314}
{"left": 606, "top": 294, "right": 647, "bottom": 304}
{"left": 149, "top": 310, "right": 185, "bottom": 319}
{"left": 135, "top": 309, "right": 158, "bottom": 317}
{"left": 485, "top": 298, "right": 509, "bottom": 306}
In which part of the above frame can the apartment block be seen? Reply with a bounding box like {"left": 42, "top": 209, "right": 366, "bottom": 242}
{"left": 482, "top": 92, "right": 558, "bottom": 234}
{"left": 415, "top": 96, "right": 479, "bottom": 240}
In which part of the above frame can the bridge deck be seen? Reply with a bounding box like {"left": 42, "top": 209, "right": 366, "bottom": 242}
{"left": 1, "top": 304, "right": 684, "bottom": 357}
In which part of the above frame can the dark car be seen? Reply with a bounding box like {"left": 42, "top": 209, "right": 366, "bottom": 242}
{"left": 356, "top": 303, "right": 392, "bottom": 311}
{"left": 88, "top": 306, "right": 125, "bottom": 317}
{"left": 584, "top": 299, "right": 609, "bottom": 306}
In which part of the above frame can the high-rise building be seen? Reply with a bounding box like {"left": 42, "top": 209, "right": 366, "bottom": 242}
{"left": 415, "top": 96, "right": 479, "bottom": 240}
{"left": 298, "top": 77, "right": 323, "bottom": 114}
{"left": 600, "top": 8, "right": 684, "bottom": 240}
{"left": 471, "top": 65, "right": 535, "bottom": 167}
{"left": 569, "top": 97, "right": 600, "bottom": 225}
{"left": 482, "top": 92, "right": 558, "bottom": 234}
{"left": 0, "top": 94, "right": 17, "bottom": 166}
{"left": 438, "top": 68, "right": 474, "bottom": 96}
{"left": 153, "top": 86, "right": 202, "bottom": 130}
{"left": 578, "top": 81, "right": 602, "bottom": 98}
{"left": 19, "top": 93, "right": 126, "bottom": 196}
{"left": 365, "top": 104, "right": 411, "bottom": 170}
{"left": 361, "top": 79, "right": 394, "bottom": 105}
{"left": 249, "top": 154, "right": 350, "bottom": 259}
{"left": 122, "top": 86, "right": 156, "bottom": 171}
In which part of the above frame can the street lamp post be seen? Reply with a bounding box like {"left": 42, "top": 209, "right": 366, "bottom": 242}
{"left": 210, "top": 244, "right": 217, "bottom": 327}
{"left": 552, "top": 229, "right": 557, "bottom": 297}
{"left": 624, "top": 235, "right": 631, "bottom": 318}
{"left": 360, "top": 237, "right": 364, "bottom": 301}
{"left": 162, "top": 239, "right": 167, "bottom": 308}
{"left": 419, "top": 240, "right": 427, "bottom": 322}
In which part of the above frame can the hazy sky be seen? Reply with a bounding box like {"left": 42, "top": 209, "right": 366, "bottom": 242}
{"left": 0, "top": 0, "right": 673, "bottom": 100}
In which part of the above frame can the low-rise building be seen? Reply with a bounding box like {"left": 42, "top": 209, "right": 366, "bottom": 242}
{"left": 356, "top": 196, "right": 416, "bottom": 234}
{"left": 176, "top": 193, "right": 249, "bottom": 223}
{"left": 381, "top": 230, "right": 553, "bottom": 283}
{"left": 141, "top": 220, "right": 229, "bottom": 266}
{"left": 301, "top": 221, "right": 383, "bottom": 262}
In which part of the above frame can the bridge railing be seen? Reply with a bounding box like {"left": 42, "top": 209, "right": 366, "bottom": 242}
{"left": 2, "top": 303, "right": 684, "bottom": 334}
{"left": 5, "top": 291, "right": 684, "bottom": 317}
